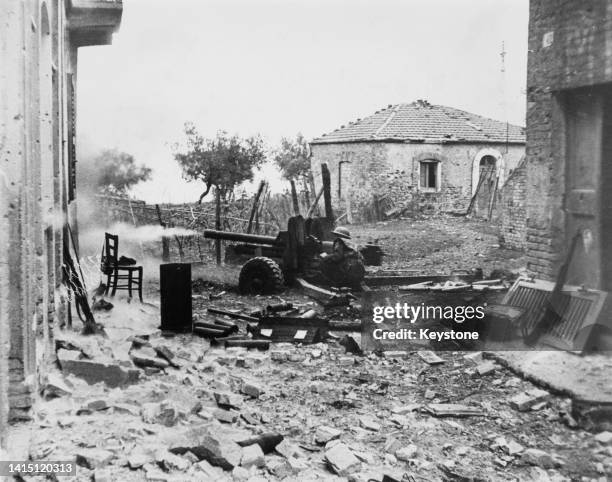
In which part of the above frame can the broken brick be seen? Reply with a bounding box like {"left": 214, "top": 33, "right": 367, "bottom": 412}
{"left": 270, "top": 350, "right": 289, "bottom": 362}
{"left": 315, "top": 425, "right": 342, "bottom": 444}
{"left": 168, "top": 429, "right": 242, "bottom": 470}
{"left": 155, "top": 449, "right": 191, "bottom": 471}
{"left": 41, "top": 372, "right": 73, "bottom": 399}
{"left": 213, "top": 408, "right": 239, "bottom": 424}
{"left": 325, "top": 443, "right": 361, "bottom": 476}
{"left": 384, "top": 436, "right": 402, "bottom": 454}
{"left": 75, "top": 448, "right": 115, "bottom": 469}
{"left": 240, "top": 443, "right": 265, "bottom": 468}
{"left": 395, "top": 444, "right": 418, "bottom": 461}
{"left": 509, "top": 389, "right": 550, "bottom": 412}
{"left": 214, "top": 391, "right": 243, "bottom": 410}
{"left": 594, "top": 431, "right": 612, "bottom": 444}
{"left": 463, "top": 352, "right": 483, "bottom": 364}
{"left": 475, "top": 361, "right": 498, "bottom": 376}
{"left": 287, "top": 352, "right": 306, "bottom": 362}
{"left": 359, "top": 416, "right": 381, "bottom": 431}
{"left": 240, "top": 381, "right": 263, "bottom": 398}
{"left": 232, "top": 466, "right": 250, "bottom": 481}
{"left": 521, "top": 448, "right": 556, "bottom": 469}
{"left": 275, "top": 439, "right": 302, "bottom": 459}
{"left": 57, "top": 349, "right": 139, "bottom": 388}
{"left": 267, "top": 458, "right": 294, "bottom": 478}
{"left": 141, "top": 401, "right": 180, "bottom": 427}
{"left": 127, "top": 450, "right": 155, "bottom": 469}
{"left": 131, "top": 348, "right": 170, "bottom": 370}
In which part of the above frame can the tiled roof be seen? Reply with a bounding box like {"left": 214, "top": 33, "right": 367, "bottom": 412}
{"left": 311, "top": 100, "right": 525, "bottom": 145}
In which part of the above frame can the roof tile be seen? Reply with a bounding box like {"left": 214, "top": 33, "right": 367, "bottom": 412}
{"left": 311, "top": 101, "right": 525, "bottom": 144}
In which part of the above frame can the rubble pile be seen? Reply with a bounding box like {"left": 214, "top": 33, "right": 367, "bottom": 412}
{"left": 30, "top": 303, "right": 611, "bottom": 481}
{"left": 22, "top": 219, "right": 609, "bottom": 480}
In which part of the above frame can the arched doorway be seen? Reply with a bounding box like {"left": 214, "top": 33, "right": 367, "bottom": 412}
{"left": 476, "top": 155, "right": 496, "bottom": 214}
{"left": 471, "top": 149, "right": 504, "bottom": 217}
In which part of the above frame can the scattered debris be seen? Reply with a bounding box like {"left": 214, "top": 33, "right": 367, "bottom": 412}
{"left": 475, "top": 360, "right": 498, "bottom": 376}
{"left": 57, "top": 349, "right": 139, "bottom": 388}
{"left": 418, "top": 350, "right": 445, "bottom": 365}
{"left": 324, "top": 443, "right": 361, "bottom": 476}
{"left": 395, "top": 444, "right": 418, "bottom": 461}
{"left": 509, "top": 388, "right": 550, "bottom": 412}
{"left": 594, "top": 431, "right": 612, "bottom": 444}
{"left": 31, "top": 224, "right": 610, "bottom": 481}
{"left": 521, "top": 448, "right": 558, "bottom": 469}
{"left": 41, "top": 372, "right": 73, "bottom": 399}
{"left": 424, "top": 403, "right": 485, "bottom": 417}
{"left": 315, "top": 426, "right": 342, "bottom": 444}
{"left": 168, "top": 429, "right": 243, "bottom": 470}
{"left": 240, "top": 443, "right": 265, "bottom": 468}
{"left": 75, "top": 448, "right": 115, "bottom": 469}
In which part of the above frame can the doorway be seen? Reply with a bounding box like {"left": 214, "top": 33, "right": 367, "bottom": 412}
{"left": 563, "top": 83, "right": 612, "bottom": 290}
{"left": 475, "top": 155, "right": 497, "bottom": 215}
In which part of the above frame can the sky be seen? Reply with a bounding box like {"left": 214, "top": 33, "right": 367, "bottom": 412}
{"left": 77, "top": 0, "right": 529, "bottom": 203}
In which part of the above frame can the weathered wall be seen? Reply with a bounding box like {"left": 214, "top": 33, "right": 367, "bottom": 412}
{"left": 499, "top": 158, "right": 527, "bottom": 250}
{"left": 0, "top": 0, "right": 74, "bottom": 433}
{"left": 310, "top": 141, "right": 524, "bottom": 222}
{"left": 0, "top": 0, "right": 121, "bottom": 448}
{"left": 525, "top": 0, "right": 612, "bottom": 279}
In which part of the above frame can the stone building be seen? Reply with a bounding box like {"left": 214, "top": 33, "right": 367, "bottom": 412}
{"left": 0, "top": 0, "right": 122, "bottom": 450}
{"left": 310, "top": 100, "right": 525, "bottom": 222}
{"left": 524, "top": 0, "right": 612, "bottom": 287}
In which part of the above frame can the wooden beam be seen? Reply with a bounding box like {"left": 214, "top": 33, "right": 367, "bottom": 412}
{"left": 306, "top": 187, "right": 323, "bottom": 218}
{"left": 321, "top": 163, "right": 333, "bottom": 221}
{"left": 247, "top": 180, "right": 266, "bottom": 234}
{"left": 290, "top": 179, "right": 300, "bottom": 215}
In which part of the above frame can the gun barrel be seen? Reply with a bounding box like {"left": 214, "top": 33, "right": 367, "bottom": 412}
{"left": 203, "top": 229, "right": 278, "bottom": 245}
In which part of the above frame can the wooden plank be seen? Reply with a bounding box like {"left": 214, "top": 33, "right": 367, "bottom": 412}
{"left": 306, "top": 187, "right": 323, "bottom": 218}
{"left": 364, "top": 274, "right": 479, "bottom": 287}
{"left": 321, "top": 163, "right": 334, "bottom": 221}
{"left": 487, "top": 175, "right": 499, "bottom": 220}
{"left": 247, "top": 180, "right": 266, "bottom": 234}
{"left": 424, "top": 403, "right": 485, "bottom": 417}
{"left": 295, "top": 277, "right": 352, "bottom": 306}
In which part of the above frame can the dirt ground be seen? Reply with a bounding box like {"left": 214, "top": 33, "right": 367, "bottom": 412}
{"left": 22, "top": 217, "right": 612, "bottom": 481}
{"left": 350, "top": 216, "right": 525, "bottom": 275}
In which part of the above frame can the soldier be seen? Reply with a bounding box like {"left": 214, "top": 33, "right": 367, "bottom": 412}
{"left": 320, "top": 227, "right": 365, "bottom": 288}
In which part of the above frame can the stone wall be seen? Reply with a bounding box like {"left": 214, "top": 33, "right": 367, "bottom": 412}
{"left": 525, "top": 0, "right": 612, "bottom": 279}
{"left": 0, "top": 0, "right": 121, "bottom": 446}
{"left": 500, "top": 163, "right": 528, "bottom": 249}
{"left": 310, "top": 141, "right": 524, "bottom": 222}
{"left": 499, "top": 157, "right": 527, "bottom": 250}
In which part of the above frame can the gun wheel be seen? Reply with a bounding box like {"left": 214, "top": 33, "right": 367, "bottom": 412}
{"left": 239, "top": 257, "right": 285, "bottom": 295}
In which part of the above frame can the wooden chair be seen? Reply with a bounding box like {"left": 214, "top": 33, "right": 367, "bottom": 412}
{"left": 101, "top": 233, "right": 143, "bottom": 302}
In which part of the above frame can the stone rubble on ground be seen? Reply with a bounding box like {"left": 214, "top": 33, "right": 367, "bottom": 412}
{"left": 24, "top": 291, "right": 612, "bottom": 482}
{"left": 509, "top": 388, "right": 550, "bottom": 411}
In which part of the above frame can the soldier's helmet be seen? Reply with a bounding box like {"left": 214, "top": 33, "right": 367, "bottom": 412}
{"left": 331, "top": 226, "right": 351, "bottom": 239}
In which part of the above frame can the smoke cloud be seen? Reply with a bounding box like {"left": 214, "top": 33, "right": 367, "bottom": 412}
{"left": 79, "top": 222, "right": 199, "bottom": 249}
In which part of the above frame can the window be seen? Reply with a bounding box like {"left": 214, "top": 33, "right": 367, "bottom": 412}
{"left": 419, "top": 160, "right": 439, "bottom": 191}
